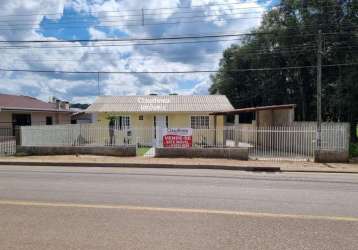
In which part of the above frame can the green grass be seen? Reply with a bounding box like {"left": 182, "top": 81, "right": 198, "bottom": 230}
{"left": 136, "top": 147, "right": 151, "bottom": 156}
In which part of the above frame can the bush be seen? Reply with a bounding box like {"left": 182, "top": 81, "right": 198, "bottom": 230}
{"left": 350, "top": 143, "right": 358, "bottom": 158}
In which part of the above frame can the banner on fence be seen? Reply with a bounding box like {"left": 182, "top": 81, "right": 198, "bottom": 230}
{"left": 163, "top": 128, "right": 192, "bottom": 148}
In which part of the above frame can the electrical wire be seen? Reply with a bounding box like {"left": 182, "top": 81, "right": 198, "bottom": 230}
{"left": 0, "top": 63, "right": 357, "bottom": 74}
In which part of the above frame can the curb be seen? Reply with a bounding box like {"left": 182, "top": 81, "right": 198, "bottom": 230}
{"left": 0, "top": 161, "right": 281, "bottom": 172}
{"left": 281, "top": 169, "right": 358, "bottom": 174}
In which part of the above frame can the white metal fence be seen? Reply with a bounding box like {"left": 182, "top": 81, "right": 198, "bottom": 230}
{"left": 0, "top": 127, "right": 12, "bottom": 137}
{"left": 0, "top": 136, "right": 16, "bottom": 156}
{"left": 19, "top": 123, "right": 350, "bottom": 161}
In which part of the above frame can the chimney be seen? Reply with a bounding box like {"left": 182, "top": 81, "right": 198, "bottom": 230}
{"left": 64, "top": 101, "right": 70, "bottom": 110}
{"left": 56, "top": 99, "right": 61, "bottom": 109}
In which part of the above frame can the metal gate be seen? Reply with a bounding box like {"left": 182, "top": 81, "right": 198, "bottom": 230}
{"left": 246, "top": 126, "right": 316, "bottom": 161}
{"left": 0, "top": 136, "right": 16, "bottom": 156}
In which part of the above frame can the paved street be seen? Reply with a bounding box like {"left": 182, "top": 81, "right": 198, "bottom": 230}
{"left": 0, "top": 165, "right": 358, "bottom": 249}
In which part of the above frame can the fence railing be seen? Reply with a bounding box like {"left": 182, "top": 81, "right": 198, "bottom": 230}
{"left": 0, "top": 127, "right": 12, "bottom": 137}
{"left": 19, "top": 123, "right": 350, "bottom": 161}
{"left": 0, "top": 136, "right": 16, "bottom": 156}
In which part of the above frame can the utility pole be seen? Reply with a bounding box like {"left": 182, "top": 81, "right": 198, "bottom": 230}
{"left": 97, "top": 72, "right": 100, "bottom": 96}
{"left": 316, "top": 30, "right": 322, "bottom": 151}
{"left": 141, "top": 8, "right": 145, "bottom": 26}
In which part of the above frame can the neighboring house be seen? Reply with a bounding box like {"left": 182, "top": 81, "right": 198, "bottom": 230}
{"left": 70, "top": 108, "right": 94, "bottom": 124}
{"left": 86, "top": 95, "right": 234, "bottom": 146}
{"left": 0, "top": 94, "right": 73, "bottom": 135}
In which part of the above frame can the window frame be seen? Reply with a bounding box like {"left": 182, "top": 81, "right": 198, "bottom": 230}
{"left": 190, "top": 115, "right": 210, "bottom": 129}
{"left": 114, "top": 115, "right": 131, "bottom": 130}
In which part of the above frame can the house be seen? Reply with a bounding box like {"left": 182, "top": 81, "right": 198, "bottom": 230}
{"left": 0, "top": 94, "right": 73, "bottom": 135}
{"left": 86, "top": 95, "right": 234, "bottom": 146}
{"left": 70, "top": 108, "right": 94, "bottom": 124}
{"left": 86, "top": 95, "right": 233, "bottom": 127}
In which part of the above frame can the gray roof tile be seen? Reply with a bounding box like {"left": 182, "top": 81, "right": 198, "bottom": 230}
{"left": 86, "top": 95, "right": 234, "bottom": 113}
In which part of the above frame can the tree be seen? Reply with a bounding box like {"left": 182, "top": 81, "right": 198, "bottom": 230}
{"left": 210, "top": 0, "right": 358, "bottom": 139}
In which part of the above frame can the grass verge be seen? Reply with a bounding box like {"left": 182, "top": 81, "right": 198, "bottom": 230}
{"left": 136, "top": 147, "right": 151, "bottom": 156}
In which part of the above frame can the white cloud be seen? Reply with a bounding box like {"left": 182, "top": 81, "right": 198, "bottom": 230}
{"left": 0, "top": 0, "right": 265, "bottom": 103}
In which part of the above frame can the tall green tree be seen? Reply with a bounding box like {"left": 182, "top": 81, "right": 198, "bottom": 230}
{"left": 210, "top": 0, "right": 358, "bottom": 139}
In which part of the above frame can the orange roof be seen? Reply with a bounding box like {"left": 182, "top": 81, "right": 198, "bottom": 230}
{"left": 0, "top": 93, "right": 71, "bottom": 112}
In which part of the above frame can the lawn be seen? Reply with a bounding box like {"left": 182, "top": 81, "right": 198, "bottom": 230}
{"left": 136, "top": 147, "right": 151, "bottom": 156}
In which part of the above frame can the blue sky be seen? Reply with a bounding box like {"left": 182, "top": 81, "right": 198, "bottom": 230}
{"left": 0, "top": 0, "right": 272, "bottom": 103}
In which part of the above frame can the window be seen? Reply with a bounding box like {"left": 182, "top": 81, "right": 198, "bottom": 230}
{"left": 114, "top": 116, "right": 130, "bottom": 130}
{"left": 191, "top": 116, "right": 209, "bottom": 129}
{"left": 46, "top": 116, "right": 53, "bottom": 125}
{"left": 139, "top": 115, "right": 143, "bottom": 121}
{"left": 166, "top": 116, "right": 169, "bottom": 128}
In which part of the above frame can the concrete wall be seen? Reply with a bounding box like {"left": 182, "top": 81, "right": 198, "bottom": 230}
{"left": 273, "top": 109, "right": 294, "bottom": 125}
{"left": 17, "top": 145, "right": 136, "bottom": 157}
{"left": 314, "top": 150, "right": 349, "bottom": 163}
{"left": 256, "top": 108, "right": 294, "bottom": 127}
{"left": 96, "top": 112, "right": 223, "bottom": 147}
{"left": 155, "top": 147, "right": 248, "bottom": 160}
{"left": 0, "top": 112, "right": 12, "bottom": 128}
{"left": 56, "top": 113, "right": 71, "bottom": 124}
{"left": 257, "top": 110, "right": 273, "bottom": 127}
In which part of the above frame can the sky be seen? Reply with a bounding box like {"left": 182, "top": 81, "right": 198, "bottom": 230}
{"left": 0, "top": 0, "right": 275, "bottom": 104}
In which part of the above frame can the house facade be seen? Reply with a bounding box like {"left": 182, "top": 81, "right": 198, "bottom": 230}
{"left": 86, "top": 95, "right": 234, "bottom": 146}
{"left": 0, "top": 94, "right": 72, "bottom": 136}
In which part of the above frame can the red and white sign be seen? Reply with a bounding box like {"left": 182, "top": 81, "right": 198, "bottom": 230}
{"left": 163, "top": 128, "right": 192, "bottom": 148}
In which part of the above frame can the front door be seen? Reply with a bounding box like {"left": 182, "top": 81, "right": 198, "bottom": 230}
{"left": 153, "top": 115, "right": 167, "bottom": 147}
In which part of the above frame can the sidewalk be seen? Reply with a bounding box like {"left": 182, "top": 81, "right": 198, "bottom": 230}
{"left": 0, "top": 155, "right": 358, "bottom": 173}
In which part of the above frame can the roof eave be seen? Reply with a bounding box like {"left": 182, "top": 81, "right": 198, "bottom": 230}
{"left": 0, "top": 107, "right": 74, "bottom": 113}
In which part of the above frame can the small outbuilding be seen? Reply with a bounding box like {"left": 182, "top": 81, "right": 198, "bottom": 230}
{"left": 211, "top": 104, "right": 296, "bottom": 127}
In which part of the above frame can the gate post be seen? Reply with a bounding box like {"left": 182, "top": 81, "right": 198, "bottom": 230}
{"left": 234, "top": 114, "right": 239, "bottom": 147}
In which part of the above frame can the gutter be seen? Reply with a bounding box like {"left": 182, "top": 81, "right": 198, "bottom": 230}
{"left": 1, "top": 107, "right": 74, "bottom": 113}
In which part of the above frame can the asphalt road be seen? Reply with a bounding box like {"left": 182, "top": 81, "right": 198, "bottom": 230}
{"left": 0, "top": 165, "right": 358, "bottom": 249}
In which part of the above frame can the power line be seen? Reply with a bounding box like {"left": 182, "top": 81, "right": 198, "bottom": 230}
{"left": 0, "top": 19, "right": 358, "bottom": 43}
{"left": 0, "top": 1, "right": 271, "bottom": 18}
{"left": 1, "top": 15, "right": 355, "bottom": 32}
{"left": 0, "top": 13, "right": 264, "bottom": 27}
{"left": 4, "top": 47, "right": 322, "bottom": 63}
{"left": 0, "top": 0, "right": 343, "bottom": 19}
{"left": 0, "top": 6, "right": 343, "bottom": 26}
{"left": 2, "top": 28, "right": 351, "bottom": 46}
{"left": 0, "top": 7, "right": 269, "bottom": 24}
{"left": 0, "top": 38, "right": 246, "bottom": 50}
{"left": 0, "top": 16, "right": 265, "bottom": 31}
{"left": 0, "top": 31, "right": 318, "bottom": 43}
{"left": 0, "top": 63, "right": 356, "bottom": 74}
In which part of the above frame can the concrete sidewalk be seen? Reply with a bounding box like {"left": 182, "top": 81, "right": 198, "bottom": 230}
{"left": 0, "top": 155, "right": 358, "bottom": 173}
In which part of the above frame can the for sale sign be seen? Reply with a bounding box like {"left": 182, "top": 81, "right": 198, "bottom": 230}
{"left": 163, "top": 128, "right": 193, "bottom": 148}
